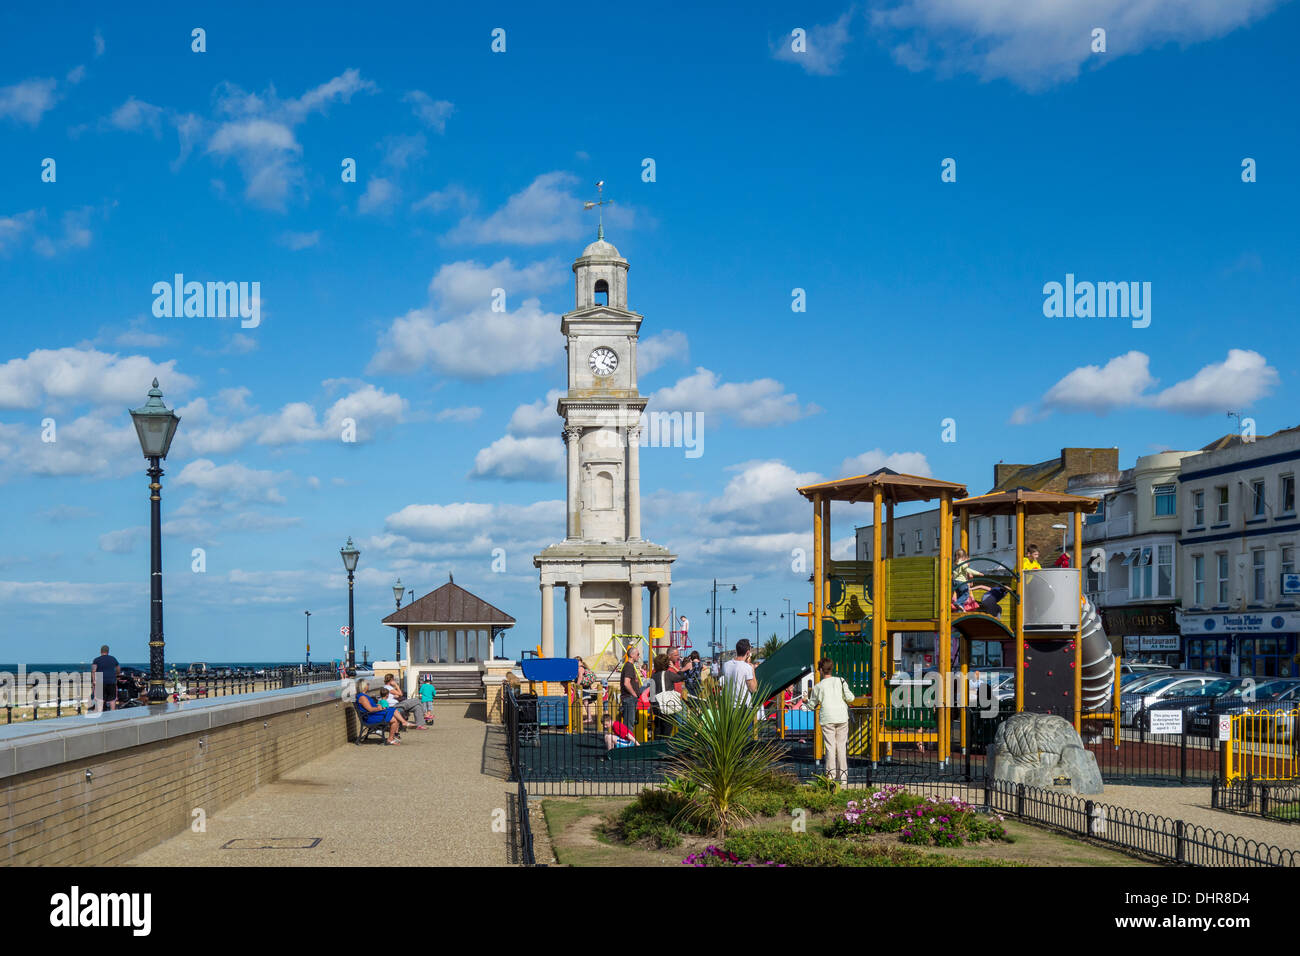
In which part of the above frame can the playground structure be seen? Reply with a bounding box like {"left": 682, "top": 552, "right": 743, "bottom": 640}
{"left": 763, "top": 469, "right": 1122, "bottom": 768}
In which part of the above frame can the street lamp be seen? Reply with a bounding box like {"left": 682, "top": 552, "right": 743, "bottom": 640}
{"left": 129, "top": 378, "right": 180, "bottom": 704}
{"left": 779, "top": 597, "right": 793, "bottom": 641}
{"left": 1051, "top": 523, "right": 1068, "bottom": 559}
{"left": 392, "top": 577, "right": 405, "bottom": 662}
{"left": 340, "top": 537, "right": 360, "bottom": 671}
{"left": 706, "top": 580, "right": 738, "bottom": 660}
{"left": 748, "top": 608, "right": 767, "bottom": 643}
{"left": 305, "top": 610, "right": 311, "bottom": 669}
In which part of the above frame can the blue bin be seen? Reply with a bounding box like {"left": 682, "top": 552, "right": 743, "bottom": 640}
{"left": 521, "top": 658, "right": 579, "bottom": 683}
{"left": 537, "top": 695, "right": 569, "bottom": 728}
{"left": 784, "top": 710, "right": 815, "bottom": 732}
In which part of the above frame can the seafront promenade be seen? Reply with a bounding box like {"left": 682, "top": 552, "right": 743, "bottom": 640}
{"left": 129, "top": 701, "right": 518, "bottom": 866}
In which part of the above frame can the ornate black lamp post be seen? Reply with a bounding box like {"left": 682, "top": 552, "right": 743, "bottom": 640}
{"left": 392, "top": 578, "right": 405, "bottom": 662}
{"left": 129, "top": 379, "right": 181, "bottom": 704}
{"left": 340, "top": 537, "right": 360, "bottom": 671}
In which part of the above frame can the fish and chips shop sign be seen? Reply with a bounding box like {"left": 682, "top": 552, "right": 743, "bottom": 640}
{"left": 1182, "top": 612, "right": 1300, "bottom": 635}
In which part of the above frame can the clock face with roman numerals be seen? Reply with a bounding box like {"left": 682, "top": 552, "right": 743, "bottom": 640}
{"left": 588, "top": 347, "right": 618, "bottom": 376}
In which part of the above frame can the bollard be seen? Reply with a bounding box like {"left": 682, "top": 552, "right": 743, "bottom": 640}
{"left": 56, "top": 679, "right": 62, "bottom": 718}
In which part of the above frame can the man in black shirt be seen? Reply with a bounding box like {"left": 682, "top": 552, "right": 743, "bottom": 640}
{"left": 91, "top": 644, "right": 121, "bottom": 711}
{"left": 620, "top": 645, "right": 643, "bottom": 731}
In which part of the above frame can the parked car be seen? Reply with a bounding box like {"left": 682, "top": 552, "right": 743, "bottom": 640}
{"left": 1187, "top": 679, "right": 1300, "bottom": 736}
{"left": 1123, "top": 662, "right": 1172, "bottom": 676}
{"left": 1119, "top": 671, "right": 1228, "bottom": 728}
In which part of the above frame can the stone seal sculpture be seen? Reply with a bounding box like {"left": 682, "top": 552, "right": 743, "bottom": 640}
{"left": 985, "top": 712, "right": 1103, "bottom": 795}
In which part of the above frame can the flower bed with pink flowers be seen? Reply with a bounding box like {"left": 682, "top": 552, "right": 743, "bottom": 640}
{"left": 824, "top": 785, "right": 1010, "bottom": 847}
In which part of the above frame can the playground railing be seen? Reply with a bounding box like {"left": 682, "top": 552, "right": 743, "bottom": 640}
{"left": 1212, "top": 777, "right": 1300, "bottom": 824}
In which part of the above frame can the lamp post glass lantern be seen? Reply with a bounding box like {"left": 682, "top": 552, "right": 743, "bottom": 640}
{"left": 392, "top": 578, "right": 404, "bottom": 662}
{"left": 129, "top": 379, "right": 180, "bottom": 704}
{"left": 340, "top": 537, "right": 360, "bottom": 670}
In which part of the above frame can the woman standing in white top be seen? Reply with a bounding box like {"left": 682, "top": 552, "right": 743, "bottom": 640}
{"left": 804, "top": 658, "right": 856, "bottom": 786}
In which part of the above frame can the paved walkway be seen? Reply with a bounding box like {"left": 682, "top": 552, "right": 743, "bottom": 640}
{"left": 129, "top": 703, "right": 519, "bottom": 866}
{"left": 1102, "top": 783, "right": 1300, "bottom": 852}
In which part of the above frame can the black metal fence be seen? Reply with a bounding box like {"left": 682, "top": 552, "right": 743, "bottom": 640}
{"left": 1213, "top": 778, "right": 1300, "bottom": 824}
{"left": 988, "top": 780, "right": 1297, "bottom": 867}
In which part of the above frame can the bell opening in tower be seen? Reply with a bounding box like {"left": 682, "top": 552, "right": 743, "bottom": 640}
{"left": 594, "top": 279, "right": 609, "bottom": 306}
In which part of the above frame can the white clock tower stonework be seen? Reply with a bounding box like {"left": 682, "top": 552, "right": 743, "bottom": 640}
{"left": 533, "top": 235, "right": 676, "bottom": 665}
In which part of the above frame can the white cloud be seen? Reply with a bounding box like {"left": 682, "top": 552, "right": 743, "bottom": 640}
{"left": 0, "top": 210, "right": 37, "bottom": 254}
{"left": 404, "top": 91, "right": 454, "bottom": 132}
{"left": 368, "top": 258, "right": 565, "bottom": 378}
{"left": 1016, "top": 349, "right": 1279, "bottom": 422}
{"left": 838, "top": 449, "right": 932, "bottom": 477}
{"left": 93, "top": 30, "right": 105, "bottom": 57}
{"left": 772, "top": 8, "right": 857, "bottom": 75}
{"left": 0, "top": 347, "right": 195, "bottom": 411}
{"left": 469, "top": 435, "right": 564, "bottom": 481}
{"left": 0, "top": 412, "right": 139, "bottom": 479}
{"left": 107, "top": 96, "right": 164, "bottom": 135}
{"left": 203, "top": 70, "right": 377, "bottom": 210}
{"left": 0, "top": 78, "right": 58, "bottom": 125}
{"left": 358, "top": 176, "right": 398, "bottom": 215}
{"left": 638, "top": 330, "right": 689, "bottom": 374}
{"left": 1149, "top": 349, "right": 1279, "bottom": 414}
{"left": 277, "top": 230, "right": 320, "bottom": 250}
{"left": 648, "top": 367, "right": 818, "bottom": 427}
{"left": 436, "top": 405, "right": 482, "bottom": 423}
{"left": 413, "top": 185, "right": 475, "bottom": 215}
{"left": 507, "top": 390, "right": 565, "bottom": 436}
{"left": 174, "top": 459, "right": 289, "bottom": 505}
{"left": 445, "top": 171, "right": 633, "bottom": 245}
{"left": 99, "top": 527, "right": 146, "bottom": 553}
{"left": 870, "top": 0, "right": 1285, "bottom": 90}
{"left": 33, "top": 206, "right": 96, "bottom": 257}
{"left": 379, "top": 133, "right": 426, "bottom": 170}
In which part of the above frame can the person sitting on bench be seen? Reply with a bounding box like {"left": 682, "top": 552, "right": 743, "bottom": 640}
{"left": 356, "top": 679, "right": 402, "bottom": 745}
{"left": 383, "top": 673, "right": 427, "bottom": 730}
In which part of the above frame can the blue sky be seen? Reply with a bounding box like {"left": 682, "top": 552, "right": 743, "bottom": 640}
{"left": 1, "top": 0, "right": 1297, "bottom": 664}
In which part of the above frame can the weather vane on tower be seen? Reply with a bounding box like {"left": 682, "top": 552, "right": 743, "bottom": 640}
{"left": 583, "top": 180, "right": 613, "bottom": 241}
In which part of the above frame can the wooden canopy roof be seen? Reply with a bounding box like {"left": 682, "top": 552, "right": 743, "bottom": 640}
{"left": 797, "top": 468, "right": 968, "bottom": 505}
{"left": 954, "top": 488, "right": 1099, "bottom": 517}
{"left": 381, "top": 578, "right": 516, "bottom": 628}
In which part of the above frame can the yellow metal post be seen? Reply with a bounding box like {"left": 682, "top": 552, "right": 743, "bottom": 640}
{"left": 1073, "top": 507, "right": 1084, "bottom": 733}
{"left": 871, "top": 489, "right": 884, "bottom": 764}
{"left": 1112, "top": 654, "right": 1122, "bottom": 748}
{"left": 959, "top": 506, "right": 969, "bottom": 554}
{"left": 813, "top": 493, "right": 824, "bottom": 762}
{"left": 959, "top": 635, "right": 970, "bottom": 751}
{"left": 1015, "top": 503, "right": 1026, "bottom": 712}
{"left": 938, "top": 491, "right": 953, "bottom": 763}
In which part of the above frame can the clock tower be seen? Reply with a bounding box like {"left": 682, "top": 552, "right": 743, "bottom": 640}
{"left": 534, "top": 234, "right": 676, "bottom": 665}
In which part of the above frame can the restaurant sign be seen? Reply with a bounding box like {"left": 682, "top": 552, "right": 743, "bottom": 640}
{"left": 1101, "top": 605, "right": 1177, "bottom": 636}
{"left": 1181, "top": 611, "right": 1300, "bottom": 635}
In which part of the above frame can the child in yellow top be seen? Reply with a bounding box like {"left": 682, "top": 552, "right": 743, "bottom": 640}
{"left": 1021, "top": 544, "right": 1041, "bottom": 570}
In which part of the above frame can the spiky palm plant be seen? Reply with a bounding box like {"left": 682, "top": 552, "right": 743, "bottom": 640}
{"left": 664, "top": 682, "right": 782, "bottom": 837}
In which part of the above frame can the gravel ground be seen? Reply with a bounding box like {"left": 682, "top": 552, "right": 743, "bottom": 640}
{"left": 128, "top": 702, "right": 516, "bottom": 866}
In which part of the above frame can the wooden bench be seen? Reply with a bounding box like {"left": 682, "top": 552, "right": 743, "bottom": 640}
{"left": 353, "top": 699, "right": 396, "bottom": 745}
{"left": 422, "top": 670, "right": 484, "bottom": 700}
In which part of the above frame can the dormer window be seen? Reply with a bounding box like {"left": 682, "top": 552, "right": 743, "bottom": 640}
{"left": 594, "top": 279, "right": 609, "bottom": 306}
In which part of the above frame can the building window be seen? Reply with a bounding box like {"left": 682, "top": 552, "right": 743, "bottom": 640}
{"left": 933, "top": 527, "right": 940, "bottom": 550}
{"left": 1253, "top": 549, "right": 1267, "bottom": 601}
{"left": 1153, "top": 483, "right": 1176, "bottom": 516}
{"left": 1007, "top": 517, "right": 1014, "bottom": 546}
{"left": 1086, "top": 564, "right": 1101, "bottom": 595}
{"left": 1191, "top": 490, "right": 1205, "bottom": 526}
{"left": 1086, "top": 499, "right": 1106, "bottom": 525}
{"left": 1157, "top": 544, "right": 1173, "bottom": 597}
{"left": 1284, "top": 546, "right": 1296, "bottom": 577}
{"left": 990, "top": 519, "right": 998, "bottom": 549}
{"left": 899, "top": 535, "right": 905, "bottom": 555}
{"left": 1130, "top": 547, "right": 1153, "bottom": 599}
{"left": 1192, "top": 555, "right": 1205, "bottom": 606}
{"left": 916, "top": 529, "right": 923, "bottom": 552}
{"left": 1282, "top": 475, "right": 1296, "bottom": 515}
{"left": 974, "top": 521, "right": 982, "bottom": 551}
{"left": 1216, "top": 553, "right": 1230, "bottom": 604}
{"left": 1216, "top": 486, "right": 1230, "bottom": 523}
{"left": 1252, "top": 480, "right": 1266, "bottom": 517}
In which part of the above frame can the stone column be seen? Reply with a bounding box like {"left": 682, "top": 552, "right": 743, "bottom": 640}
{"left": 566, "top": 582, "right": 583, "bottom": 658}
{"left": 658, "top": 582, "right": 672, "bottom": 633}
{"left": 629, "top": 584, "right": 643, "bottom": 637}
{"left": 627, "top": 423, "right": 642, "bottom": 539}
{"left": 648, "top": 586, "right": 658, "bottom": 636}
{"left": 540, "top": 582, "right": 555, "bottom": 658}
{"left": 565, "top": 426, "right": 581, "bottom": 538}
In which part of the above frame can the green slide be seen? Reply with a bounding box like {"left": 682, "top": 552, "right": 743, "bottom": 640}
{"left": 754, "top": 627, "right": 817, "bottom": 697}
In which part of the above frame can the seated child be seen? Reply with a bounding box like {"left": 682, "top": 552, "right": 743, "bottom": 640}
{"left": 602, "top": 715, "right": 637, "bottom": 750}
